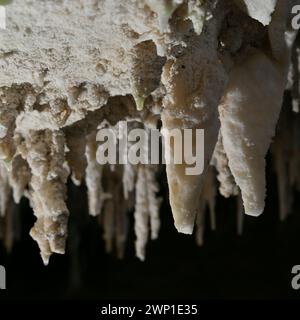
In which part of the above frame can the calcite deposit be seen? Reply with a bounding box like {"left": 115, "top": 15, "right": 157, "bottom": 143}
{"left": 0, "top": 0, "right": 299, "bottom": 263}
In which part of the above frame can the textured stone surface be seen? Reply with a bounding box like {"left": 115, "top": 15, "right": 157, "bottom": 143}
{"left": 0, "top": 0, "right": 299, "bottom": 262}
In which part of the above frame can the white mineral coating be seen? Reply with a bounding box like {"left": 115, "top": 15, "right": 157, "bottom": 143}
{"left": 145, "top": 0, "right": 184, "bottom": 33}
{"left": 233, "top": 0, "right": 277, "bottom": 26}
{"left": 211, "top": 133, "right": 238, "bottom": 199}
{"left": 219, "top": 0, "right": 293, "bottom": 217}
{"left": 161, "top": 31, "right": 227, "bottom": 233}
{"left": 0, "top": 0, "right": 161, "bottom": 132}
{"left": 0, "top": 0, "right": 298, "bottom": 261}
{"left": 220, "top": 48, "right": 289, "bottom": 216}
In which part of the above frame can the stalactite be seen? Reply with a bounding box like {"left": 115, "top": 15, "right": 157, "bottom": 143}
{"left": 8, "top": 154, "right": 31, "bottom": 204}
{"left": 101, "top": 170, "right": 116, "bottom": 255}
{"left": 18, "top": 130, "right": 69, "bottom": 265}
{"left": 65, "top": 124, "right": 87, "bottom": 186}
{"left": 134, "top": 164, "right": 161, "bottom": 260}
{"left": 211, "top": 133, "right": 238, "bottom": 198}
{"left": 161, "top": 2, "right": 227, "bottom": 234}
{"left": 86, "top": 131, "right": 110, "bottom": 217}
{"left": 100, "top": 166, "right": 128, "bottom": 258}
{"left": 195, "top": 166, "right": 217, "bottom": 246}
{"left": 219, "top": 47, "right": 290, "bottom": 216}
{"left": 0, "top": 162, "right": 10, "bottom": 218}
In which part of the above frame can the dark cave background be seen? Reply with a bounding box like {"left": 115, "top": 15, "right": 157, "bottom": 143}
{"left": 0, "top": 159, "right": 300, "bottom": 301}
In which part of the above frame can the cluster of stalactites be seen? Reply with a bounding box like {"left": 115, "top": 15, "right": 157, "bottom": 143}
{"left": 0, "top": 0, "right": 300, "bottom": 263}
{"left": 0, "top": 95, "right": 164, "bottom": 262}
{"left": 0, "top": 91, "right": 299, "bottom": 263}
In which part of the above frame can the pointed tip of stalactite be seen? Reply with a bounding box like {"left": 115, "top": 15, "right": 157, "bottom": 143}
{"left": 150, "top": 233, "right": 159, "bottom": 241}
{"left": 196, "top": 237, "right": 204, "bottom": 247}
{"left": 71, "top": 175, "right": 82, "bottom": 187}
{"left": 168, "top": 185, "right": 198, "bottom": 236}
{"left": 117, "top": 248, "right": 125, "bottom": 260}
{"left": 137, "top": 255, "right": 146, "bottom": 262}
{"left": 136, "top": 251, "right": 146, "bottom": 262}
{"left": 279, "top": 212, "right": 288, "bottom": 222}
{"left": 244, "top": 207, "right": 264, "bottom": 217}
{"left": 171, "top": 205, "right": 197, "bottom": 235}
{"left": 89, "top": 210, "right": 98, "bottom": 218}
{"left": 133, "top": 95, "right": 145, "bottom": 111}
{"left": 175, "top": 223, "right": 194, "bottom": 235}
{"left": 41, "top": 253, "right": 50, "bottom": 266}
